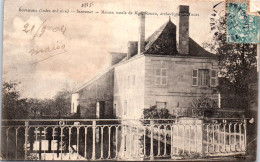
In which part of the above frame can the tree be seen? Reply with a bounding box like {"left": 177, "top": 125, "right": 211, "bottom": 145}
{"left": 203, "top": 15, "right": 257, "bottom": 108}
{"left": 2, "top": 81, "right": 72, "bottom": 119}
{"left": 53, "top": 89, "right": 72, "bottom": 117}
{"left": 2, "top": 81, "right": 29, "bottom": 119}
{"left": 27, "top": 98, "right": 54, "bottom": 118}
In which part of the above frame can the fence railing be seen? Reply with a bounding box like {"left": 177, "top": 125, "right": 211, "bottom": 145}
{"left": 1, "top": 118, "right": 247, "bottom": 161}
{"left": 172, "top": 108, "right": 245, "bottom": 118}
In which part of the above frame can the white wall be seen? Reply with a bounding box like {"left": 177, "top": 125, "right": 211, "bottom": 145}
{"left": 71, "top": 93, "right": 79, "bottom": 113}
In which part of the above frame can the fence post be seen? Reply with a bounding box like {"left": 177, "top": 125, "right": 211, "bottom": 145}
{"left": 92, "top": 120, "right": 96, "bottom": 160}
{"left": 76, "top": 127, "right": 80, "bottom": 160}
{"left": 39, "top": 128, "right": 42, "bottom": 160}
{"left": 201, "top": 122, "right": 206, "bottom": 157}
{"left": 223, "top": 120, "right": 227, "bottom": 152}
{"left": 150, "top": 120, "right": 154, "bottom": 160}
{"left": 243, "top": 119, "right": 247, "bottom": 151}
{"left": 170, "top": 125, "right": 173, "bottom": 158}
{"left": 24, "top": 121, "right": 29, "bottom": 160}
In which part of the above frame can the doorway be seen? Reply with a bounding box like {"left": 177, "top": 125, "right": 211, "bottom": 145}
{"left": 96, "top": 101, "right": 105, "bottom": 119}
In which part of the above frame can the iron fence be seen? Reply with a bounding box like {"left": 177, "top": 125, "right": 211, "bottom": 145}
{"left": 1, "top": 118, "right": 247, "bottom": 160}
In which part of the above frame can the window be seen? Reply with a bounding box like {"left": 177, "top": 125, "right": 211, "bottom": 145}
{"left": 210, "top": 70, "right": 217, "bottom": 87}
{"left": 124, "top": 100, "right": 127, "bottom": 115}
{"left": 96, "top": 101, "right": 105, "bottom": 119}
{"left": 193, "top": 69, "right": 216, "bottom": 87}
{"left": 192, "top": 70, "right": 198, "bottom": 86}
{"left": 128, "top": 76, "right": 130, "bottom": 88}
{"left": 198, "top": 69, "right": 210, "bottom": 86}
{"left": 156, "top": 102, "right": 167, "bottom": 109}
{"left": 132, "top": 75, "right": 135, "bottom": 86}
{"left": 155, "top": 68, "right": 167, "bottom": 85}
{"left": 96, "top": 102, "right": 100, "bottom": 118}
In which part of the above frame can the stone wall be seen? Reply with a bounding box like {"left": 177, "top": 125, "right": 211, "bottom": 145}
{"left": 144, "top": 55, "right": 219, "bottom": 113}
{"left": 78, "top": 68, "right": 114, "bottom": 118}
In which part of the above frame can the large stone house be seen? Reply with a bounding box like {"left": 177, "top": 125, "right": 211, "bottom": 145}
{"left": 71, "top": 5, "right": 219, "bottom": 119}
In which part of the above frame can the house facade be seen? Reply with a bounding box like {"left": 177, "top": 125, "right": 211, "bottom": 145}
{"left": 71, "top": 5, "right": 219, "bottom": 119}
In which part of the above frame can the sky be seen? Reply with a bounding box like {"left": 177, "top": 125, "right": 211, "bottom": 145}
{"left": 3, "top": 0, "right": 225, "bottom": 99}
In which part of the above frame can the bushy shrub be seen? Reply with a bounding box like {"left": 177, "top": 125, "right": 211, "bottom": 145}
{"left": 189, "top": 96, "right": 218, "bottom": 109}
{"left": 142, "top": 105, "right": 176, "bottom": 124}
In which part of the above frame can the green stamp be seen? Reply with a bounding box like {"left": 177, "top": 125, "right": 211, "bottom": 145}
{"left": 226, "top": 2, "right": 259, "bottom": 43}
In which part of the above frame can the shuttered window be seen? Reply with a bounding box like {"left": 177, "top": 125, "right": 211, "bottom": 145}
{"left": 198, "top": 69, "right": 210, "bottom": 86}
{"left": 192, "top": 69, "right": 217, "bottom": 87}
{"left": 210, "top": 70, "right": 217, "bottom": 87}
{"left": 192, "top": 70, "right": 198, "bottom": 86}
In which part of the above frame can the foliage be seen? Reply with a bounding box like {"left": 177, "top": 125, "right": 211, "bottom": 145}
{"left": 142, "top": 105, "right": 175, "bottom": 124}
{"left": 189, "top": 95, "right": 218, "bottom": 109}
{"left": 141, "top": 105, "right": 174, "bottom": 156}
{"left": 203, "top": 15, "right": 257, "bottom": 111}
{"left": 27, "top": 154, "right": 39, "bottom": 160}
{"left": 52, "top": 89, "right": 72, "bottom": 117}
{"left": 27, "top": 98, "right": 54, "bottom": 117}
{"left": 27, "top": 89, "right": 71, "bottom": 118}
{"left": 2, "top": 81, "right": 72, "bottom": 119}
{"left": 203, "top": 16, "right": 257, "bottom": 96}
{"left": 2, "top": 81, "right": 29, "bottom": 119}
{"left": 143, "top": 105, "right": 174, "bottom": 119}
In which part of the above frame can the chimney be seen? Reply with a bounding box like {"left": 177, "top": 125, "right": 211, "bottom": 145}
{"left": 138, "top": 12, "right": 145, "bottom": 54}
{"left": 177, "top": 5, "right": 189, "bottom": 54}
{"left": 127, "top": 41, "right": 138, "bottom": 59}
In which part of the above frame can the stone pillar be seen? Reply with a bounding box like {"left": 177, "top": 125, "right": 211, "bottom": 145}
{"left": 138, "top": 12, "right": 145, "bottom": 54}
{"left": 177, "top": 5, "right": 189, "bottom": 54}
{"left": 179, "top": 117, "right": 203, "bottom": 154}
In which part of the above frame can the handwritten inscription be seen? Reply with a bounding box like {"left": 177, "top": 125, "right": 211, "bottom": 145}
{"left": 29, "top": 42, "right": 67, "bottom": 56}
{"left": 23, "top": 19, "right": 68, "bottom": 60}
{"left": 23, "top": 19, "right": 66, "bottom": 40}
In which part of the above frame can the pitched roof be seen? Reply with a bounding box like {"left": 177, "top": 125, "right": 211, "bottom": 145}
{"left": 188, "top": 38, "right": 216, "bottom": 58}
{"left": 75, "top": 19, "right": 216, "bottom": 92}
{"left": 144, "top": 20, "right": 177, "bottom": 55}
{"left": 74, "top": 66, "right": 115, "bottom": 93}
{"left": 144, "top": 19, "right": 216, "bottom": 58}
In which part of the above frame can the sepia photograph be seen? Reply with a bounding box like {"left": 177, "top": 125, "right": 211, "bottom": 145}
{"left": 1, "top": 0, "right": 259, "bottom": 161}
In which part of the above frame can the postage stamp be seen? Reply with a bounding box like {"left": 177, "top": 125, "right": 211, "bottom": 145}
{"left": 226, "top": 2, "right": 260, "bottom": 43}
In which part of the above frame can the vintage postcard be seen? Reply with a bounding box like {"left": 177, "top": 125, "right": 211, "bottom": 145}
{"left": 1, "top": 0, "right": 259, "bottom": 161}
